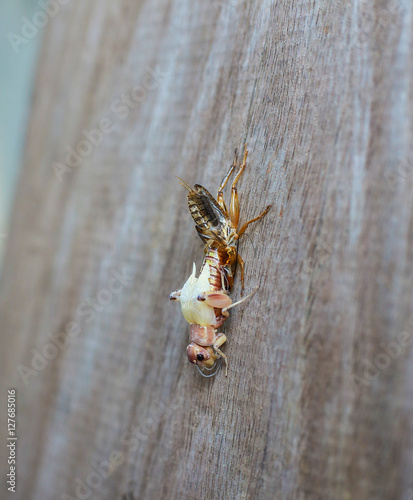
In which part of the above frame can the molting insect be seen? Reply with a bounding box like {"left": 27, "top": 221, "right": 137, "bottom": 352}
{"left": 170, "top": 147, "right": 271, "bottom": 377}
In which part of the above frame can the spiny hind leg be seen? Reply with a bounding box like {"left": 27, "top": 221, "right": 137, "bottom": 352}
{"left": 217, "top": 150, "right": 238, "bottom": 213}
{"left": 218, "top": 149, "right": 238, "bottom": 193}
{"left": 237, "top": 204, "right": 272, "bottom": 237}
{"left": 232, "top": 145, "right": 248, "bottom": 188}
{"left": 229, "top": 146, "right": 248, "bottom": 227}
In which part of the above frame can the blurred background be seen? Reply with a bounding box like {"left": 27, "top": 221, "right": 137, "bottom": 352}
{"left": 0, "top": 0, "right": 41, "bottom": 265}
{"left": 1, "top": 2, "right": 413, "bottom": 499}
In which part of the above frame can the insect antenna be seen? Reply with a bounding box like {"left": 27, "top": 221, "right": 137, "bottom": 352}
{"left": 241, "top": 232, "right": 257, "bottom": 255}
{"left": 196, "top": 360, "right": 221, "bottom": 378}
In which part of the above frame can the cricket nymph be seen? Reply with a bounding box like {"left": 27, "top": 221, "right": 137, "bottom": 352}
{"left": 170, "top": 147, "right": 271, "bottom": 377}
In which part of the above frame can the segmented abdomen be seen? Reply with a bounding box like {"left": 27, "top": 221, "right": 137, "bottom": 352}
{"left": 201, "top": 246, "right": 233, "bottom": 292}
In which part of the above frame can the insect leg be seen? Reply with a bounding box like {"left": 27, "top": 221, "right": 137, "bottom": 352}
{"left": 222, "top": 286, "right": 258, "bottom": 313}
{"left": 217, "top": 150, "right": 238, "bottom": 213}
{"left": 213, "top": 333, "right": 228, "bottom": 376}
{"left": 229, "top": 183, "right": 240, "bottom": 228}
{"left": 229, "top": 146, "right": 248, "bottom": 227}
{"left": 237, "top": 204, "right": 272, "bottom": 237}
{"left": 232, "top": 146, "right": 248, "bottom": 187}
{"left": 221, "top": 268, "right": 226, "bottom": 290}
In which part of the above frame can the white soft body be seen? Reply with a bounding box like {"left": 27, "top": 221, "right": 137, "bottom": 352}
{"left": 180, "top": 263, "right": 216, "bottom": 326}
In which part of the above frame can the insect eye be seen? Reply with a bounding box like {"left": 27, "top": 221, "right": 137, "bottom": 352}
{"left": 197, "top": 354, "right": 204, "bottom": 361}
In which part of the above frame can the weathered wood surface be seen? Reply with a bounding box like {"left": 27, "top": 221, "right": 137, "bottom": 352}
{"left": 1, "top": 1, "right": 413, "bottom": 499}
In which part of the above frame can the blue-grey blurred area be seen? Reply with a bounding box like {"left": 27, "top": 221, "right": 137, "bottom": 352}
{"left": 0, "top": 0, "right": 42, "bottom": 265}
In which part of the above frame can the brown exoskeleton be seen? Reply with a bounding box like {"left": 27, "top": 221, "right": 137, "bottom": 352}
{"left": 170, "top": 147, "right": 271, "bottom": 376}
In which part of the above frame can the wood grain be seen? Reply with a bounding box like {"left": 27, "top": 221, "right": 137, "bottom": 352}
{"left": 1, "top": 1, "right": 413, "bottom": 499}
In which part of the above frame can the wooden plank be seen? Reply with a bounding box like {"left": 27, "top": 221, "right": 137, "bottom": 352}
{"left": 1, "top": 1, "right": 413, "bottom": 499}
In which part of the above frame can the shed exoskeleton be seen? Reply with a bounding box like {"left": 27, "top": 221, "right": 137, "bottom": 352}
{"left": 170, "top": 147, "right": 271, "bottom": 376}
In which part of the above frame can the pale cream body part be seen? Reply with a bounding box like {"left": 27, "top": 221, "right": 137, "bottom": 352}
{"left": 179, "top": 263, "right": 216, "bottom": 326}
